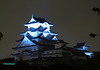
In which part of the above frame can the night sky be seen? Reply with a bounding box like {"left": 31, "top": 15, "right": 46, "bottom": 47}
{"left": 0, "top": 0, "right": 100, "bottom": 59}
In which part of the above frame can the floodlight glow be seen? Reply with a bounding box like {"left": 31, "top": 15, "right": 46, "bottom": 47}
{"left": 18, "top": 36, "right": 36, "bottom": 47}
{"left": 27, "top": 31, "right": 41, "bottom": 37}
{"left": 43, "top": 33, "right": 48, "bottom": 37}
{"left": 43, "top": 32, "right": 58, "bottom": 38}
{"left": 42, "top": 22, "right": 53, "bottom": 31}
{"left": 52, "top": 36, "right": 58, "bottom": 40}
{"left": 75, "top": 48, "right": 84, "bottom": 50}
{"left": 84, "top": 52, "right": 93, "bottom": 58}
{"left": 25, "top": 21, "right": 53, "bottom": 31}
{"left": 28, "top": 14, "right": 36, "bottom": 23}
{"left": 25, "top": 23, "right": 41, "bottom": 29}
{"left": 82, "top": 45, "right": 88, "bottom": 50}
{"left": 42, "top": 22, "right": 53, "bottom": 27}
{"left": 75, "top": 44, "right": 88, "bottom": 51}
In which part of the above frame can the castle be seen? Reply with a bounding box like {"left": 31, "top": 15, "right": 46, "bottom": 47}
{"left": 12, "top": 15, "right": 93, "bottom": 60}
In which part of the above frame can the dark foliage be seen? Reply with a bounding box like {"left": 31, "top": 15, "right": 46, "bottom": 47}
{"left": 0, "top": 32, "right": 3, "bottom": 40}
{"left": 89, "top": 8, "right": 100, "bottom": 38}
{"left": 0, "top": 52, "right": 100, "bottom": 70}
{"left": 89, "top": 33, "right": 97, "bottom": 38}
{"left": 92, "top": 8, "right": 100, "bottom": 15}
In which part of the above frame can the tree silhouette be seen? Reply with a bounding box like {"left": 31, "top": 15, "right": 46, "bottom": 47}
{"left": 92, "top": 8, "right": 100, "bottom": 15}
{"left": 89, "top": 8, "right": 100, "bottom": 38}
{"left": 0, "top": 32, "right": 3, "bottom": 40}
{"left": 89, "top": 33, "right": 97, "bottom": 38}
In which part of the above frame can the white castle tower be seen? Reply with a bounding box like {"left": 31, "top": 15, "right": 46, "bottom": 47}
{"left": 12, "top": 14, "right": 58, "bottom": 60}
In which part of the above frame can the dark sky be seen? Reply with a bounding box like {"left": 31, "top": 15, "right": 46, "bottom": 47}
{"left": 0, "top": 0, "right": 100, "bottom": 59}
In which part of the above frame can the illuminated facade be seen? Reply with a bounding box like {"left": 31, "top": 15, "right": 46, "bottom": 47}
{"left": 73, "top": 42, "right": 93, "bottom": 58}
{"left": 12, "top": 14, "right": 58, "bottom": 60}
{"left": 12, "top": 15, "right": 93, "bottom": 60}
